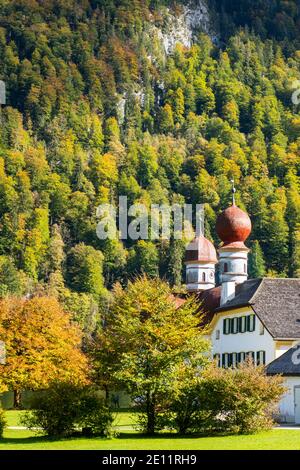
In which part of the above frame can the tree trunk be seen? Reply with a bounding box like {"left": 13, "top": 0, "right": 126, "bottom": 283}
{"left": 14, "top": 389, "right": 21, "bottom": 409}
{"left": 146, "top": 392, "right": 155, "bottom": 435}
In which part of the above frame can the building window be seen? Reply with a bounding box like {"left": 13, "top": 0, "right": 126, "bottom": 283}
{"left": 247, "top": 351, "right": 255, "bottom": 363}
{"left": 256, "top": 351, "right": 266, "bottom": 365}
{"left": 223, "top": 318, "right": 231, "bottom": 335}
{"left": 232, "top": 352, "right": 238, "bottom": 368}
{"left": 216, "top": 329, "right": 220, "bottom": 340}
{"left": 187, "top": 270, "right": 198, "bottom": 284}
{"left": 202, "top": 272, "right": 206, "bottom": 282}
{"left": 224, "top": 262, "right": 228, "bottom": 273}
{"left": 223, "top": 315, "right": 256, "bottom": 335}
{"left": 217, "top": 352, "right": 266, "bottom": 369}
{"left": 231, "top": 317, "right": 239, "bottom": 334}
{"left": 238, "top": 352, "right": 246, "bottom": 364}
{"left": 222, "top": 353, "right": 229, "bottom": 368}
{"left": 247, "top": 314, "right": 256, "bottom": 332}
{"left": 259, "top": 323, "right": 265, "bottom": 335}
{"left": 239, "top": 316, "right": 247, "bottom": 333}
{"left": 244, "top": 263, "right": 247, "bottom": 273}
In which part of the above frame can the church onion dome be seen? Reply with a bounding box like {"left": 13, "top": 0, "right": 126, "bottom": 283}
{"left": 185, "top": 235, "right": 218, "bottom": 264}
{"left": 216, "top": 204, "right": 251, "bottom": 249}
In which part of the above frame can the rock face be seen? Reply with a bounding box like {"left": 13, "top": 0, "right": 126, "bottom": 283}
{"left": 116, "top": 1, "right": 212, "bottom": 123}
{"left": 156, "top": 0, "right": 212, "bottom": 55}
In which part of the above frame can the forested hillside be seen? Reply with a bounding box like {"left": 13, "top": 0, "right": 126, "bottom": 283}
{"left": 0, "top": 0, "right": 299, "bottom": 330}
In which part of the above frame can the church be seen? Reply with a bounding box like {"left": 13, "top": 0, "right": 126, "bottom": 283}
{"left": 184, "top": 190, "right": 300, "bottom": 425}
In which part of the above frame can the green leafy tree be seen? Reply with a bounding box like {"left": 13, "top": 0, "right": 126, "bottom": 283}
{"left": 94, "top": 276, "right": 209, "bottom": 434}
{"left": 128, "top": 241, "right": 159, "bottom": 278}
{"left": 159, "top": 103, "right": 174, "bottom": 134}
{"left": 66, "top": 243, "right": 105, "bottom": 298}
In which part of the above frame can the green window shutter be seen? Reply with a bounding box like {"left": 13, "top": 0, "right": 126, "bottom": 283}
{"left": 232, "top": 352, "right": 238, "bottom": 368}
{"left": 224, "top": 319, "right": 231, "bottom": 335}
{"left": 246, "top": 315, "right": 256, "bottom": 332}
{"left": 238, "top": 352, "right": 246, "bottom": 363}
{"left": 256, "top": 351, "right": 266, "bottom": 365}
{"left": 248, "top": 315, "right": 256, "bottom": 332}
{"left": 232, "top": 317, "right": 239, "bottom": 334}
{"left": 256, "top": 351, "right": 260, "bottom": 365}
{"left": 222, "top": 353, "right": 226, "bottom": 367}
{"left": 239, "top": 316, "right": 246, "bottom": 333}
{"left": 222, "top": 353, "right": 229, "bottom": 368}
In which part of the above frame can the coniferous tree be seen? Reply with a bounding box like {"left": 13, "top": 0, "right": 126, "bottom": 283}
{"left": 249, "top": 240, "right": 266, "bottom": 279}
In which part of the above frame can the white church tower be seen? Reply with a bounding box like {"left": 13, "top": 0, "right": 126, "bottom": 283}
{"left": 185, "top": 208, "right": 217, "bottom": 292}
{"left": 185, "top": 236, "right": 218, "bottom": 291}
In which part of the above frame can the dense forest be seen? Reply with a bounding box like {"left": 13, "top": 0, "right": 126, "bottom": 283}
{"left": 0, "top": 0, "right": 299, "bottom": 331}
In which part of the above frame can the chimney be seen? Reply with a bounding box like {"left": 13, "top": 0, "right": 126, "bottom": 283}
{"left": 220, "top": 281, "right": 236, "bottom": 306}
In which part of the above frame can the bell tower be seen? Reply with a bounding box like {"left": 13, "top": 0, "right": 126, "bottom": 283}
{"left": 185, "top": 206, "right": 217, "bottom": 291}
{"left": 185, "top": 236, "right": 218, "bottom": 291}
{"left": 216, "top": 181, "right": 252, "bottom": 285}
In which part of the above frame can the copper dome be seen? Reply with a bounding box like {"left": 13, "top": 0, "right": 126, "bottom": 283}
{"left": 216, "top": 204, "right": 251, "bottom": 246}
{"left": 185, "top": 236, "right": 218, "bottom": 264}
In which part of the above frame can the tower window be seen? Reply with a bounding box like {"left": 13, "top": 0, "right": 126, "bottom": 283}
{"left": 224, "top": 262, "right": 228, "bottom": 273}
{"left": 244, "top": 263, "right": 247, "bottom": 273}
{"left": 187, "top": 270, "right": 198, "bottom": 284}
{"left": 202, "top": 272, "right": 206, "bottom": 282}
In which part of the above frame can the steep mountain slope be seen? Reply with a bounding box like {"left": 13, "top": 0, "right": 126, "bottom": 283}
{"left": 211, "top": 0, "right": 300, "bottom": 45}
{"left": 0, "top": 0, "right": 298, "bottom": 324}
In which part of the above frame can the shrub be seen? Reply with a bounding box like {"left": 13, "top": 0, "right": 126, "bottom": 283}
{"left": 0, "top": 406, "right": 6, "bottom": 437}
{"left": 166, "top": 361, "right": 285, "bottom": 435}
{"left": 77, "top": 390, "right": 113, "bottom": 436}
{"left": 21, "top": 382, "right": 113, "bottom": 437}
{"left": 199, "top": 362, "right": 285, "bottom": 434}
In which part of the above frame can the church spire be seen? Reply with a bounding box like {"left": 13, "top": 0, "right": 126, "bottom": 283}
{"left": 231, "top": 178, "right": 236, "bottom": 206}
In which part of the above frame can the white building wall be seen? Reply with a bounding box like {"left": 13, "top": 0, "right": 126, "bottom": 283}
{"left": 210, "top": 308, "right": 300, "bottom": 424}
{"left": 211, "top": 309, "right": 276, "bottom": 364}
{"left": 277, "top": 377, "right": 300, "bottom": 424}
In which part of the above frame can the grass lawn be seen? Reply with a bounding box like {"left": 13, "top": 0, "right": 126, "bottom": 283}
{"left": 1, "top": 411, "right": 300, "bottom": 450}
{"left": 5, "top": 410, "right": 135, "bottom": 428}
